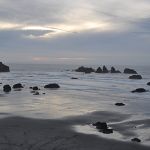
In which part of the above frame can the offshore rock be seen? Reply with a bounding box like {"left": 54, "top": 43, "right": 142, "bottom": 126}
{"left": 96, "top": 67, "right": 103, "bottom": 73}
{"left": 44, "top": 83, "right": 60, "bottom": 89}
{"left": 3, "top": 84, "right": 11, "bottom": 92}
{"left": 75, "top": 66, "right": 95, "bottom": 74}
{"left": 131, "top": 88, "right": 147, "bottom": 93}
{"left": 13, "top": 83, "right": 24, "bottom": 89}
{"left": 129, "top": 75, "right": 142, "bottom": 79}
{"left": 124, "top": 68, "right": 137, "bottom": 74}
{"left": 115, "top": 103, "right": 125, "bottom": 106}
{"left": 0, "top": 62, "right": 10, "bottom": 72}
{"left": 102, "top": 66, "right": 109, "bottom": 73}
{"left": 32, "top": 86, "right": 39, "bottom": 91}
{"left": 147, "top": 82, "right": 150, "bottom": 86}
{"left": 111, "top": 67, "right": 121, "bottom": 73}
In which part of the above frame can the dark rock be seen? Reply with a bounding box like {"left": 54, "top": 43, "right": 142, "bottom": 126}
{"left": 111, "top": 67, "right": 116, "bottom": 73}
{"left": 3, "top": 85, "right": 11, "bottom": 92}
{"left": 43, "top": 93, "right": 46, "bottom": 95}
{"left": 131, "top": 88, "right": 147, "bottom": 93}
{"left": 75, "top": 66, "right": 95, "bottom": 74}
{"left": 115, "top": 103, "right": 125, "bottom": 106}
{"left": 44, "top": 83, "right": 60, "bottom": 89}
{"left": 30, "top": 91, "right": 35, "bottom": 93}
{"left": 13, "top": 83, "right": 24, "bottom": 89}
{"left": 33, "top": 92, "right": 40, "bottom": 95}
{"left": 0, "top": 62, "right": 10, "bottom": 72}
{"left": 129, "top": 75, "right": 142, "bottom": 79}
{"left": 147, "top": 82, "right": 150, "bottom": 86}
{"left": 111, "top": 67, "right": 121, "bottom": 73}
{"left": 124, "top": 68, "right": 137, "bottom": 74}
{"left": 131, "top": 138, "right": 141, "bottom": 143}
{"left": 96, "top": 67, "right": 103, "bottom": 73}
{"left": 29, "top": 87, "right": 33, "bottom": 89}
{"left": 102, "top": 66, "right": 109, "bottom": 73}
{"left": 93, "top": 122, "right": 108, "bottom": 130}
{"left": 93, "top": 122, "right": 113, "bottom": 134}
{"left": 101, "top": 128, "right": 113, "bottom": 134}
{"left": 32, "top": 86, "right": 39, "bottom": 91}
{"left": 71, "top": 77, "right": 78, "bottom": 79}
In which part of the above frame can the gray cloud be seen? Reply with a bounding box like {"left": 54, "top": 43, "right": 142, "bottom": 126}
{"left": 1, "top": 0, "right": 149, "bottom": 25}
{"left": 0, "top": 0, "right": 150, "bottom": 64}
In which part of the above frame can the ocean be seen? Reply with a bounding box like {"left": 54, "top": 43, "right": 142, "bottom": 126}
{"left": 0, "top": 64, "right": 150, "bottom": 119}
{"left": 0, "top": 64, "right": 150, "bottom": 145}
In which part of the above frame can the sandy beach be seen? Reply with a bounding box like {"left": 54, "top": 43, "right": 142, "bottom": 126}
{"left": 0, "top": 111, "right": 150, "bottom": 150}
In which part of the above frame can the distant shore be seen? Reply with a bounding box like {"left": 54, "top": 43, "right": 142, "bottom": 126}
{"left": 0, "top": 111, "right": 150, "bottom": 150}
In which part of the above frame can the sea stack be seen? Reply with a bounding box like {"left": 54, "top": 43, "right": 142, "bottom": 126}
{"left": 102, "top": 66, "right": 109, "bottom": 73}
{"left": 124, "top": 68, "right": 137, "bottom": 74}
{"left": 129, "top": 75, "right": 142, "bottom": 79}
{"left": 111, "top": 67, "right": 121, "bottom": 73}
{"left": 75, "top": 66, "right": 95, "bottom": 74}
{"left": 96, "top": 67, "right": 103, "bottom": 73}
{"left": 0, "top": 62, "right": 10, "bottom": 72}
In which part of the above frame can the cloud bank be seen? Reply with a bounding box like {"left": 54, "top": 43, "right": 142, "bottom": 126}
{"left": 0, "top": 0, "right": 150, "bottom": 65}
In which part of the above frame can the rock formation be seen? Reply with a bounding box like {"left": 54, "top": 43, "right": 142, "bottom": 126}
{"left": 124, "top": 68, "right": 137, "bottom": 74}
{"left": 13, "top": 83, "right": 24, "bottom": 89}
{"left": 147, "top": 82, "right": 150, "bottom": 86}
{"left": 131, "top": 88, "right": 147, "bottom": 93}
{"left": 102, "top": 66, "right": 109, "bottom": 73}
{"left": 131, "top": 138, "right": 141, "bottom": 143}
{"left": 115, "top": 103, "right": 125, "bottom": 106}
{"left": 93, "top": 122, "right": 113, "bottom": 134}
{"left": 0, "top": 62, "right": 10, "bottom": 72}
{"left": 3, "top": 84, "right": 11, "bottom": 92}
{"left": 95, "top": 67, "right": 103, "bottom": 73}
{"left": 129, "top": 75, "right": 142, "bottom": 79}
{"left": 111, "top": 67, "right": 121, "bottom": 73}
{"left": 44, "top": 83, "right": 60, "bottom": 89}
{"left": 75, "top": 66, "right": 95, "bottom": 74}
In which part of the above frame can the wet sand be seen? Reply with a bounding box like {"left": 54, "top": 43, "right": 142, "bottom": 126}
{"left": 0, "top": 111, "right": 150, "bottom": 150}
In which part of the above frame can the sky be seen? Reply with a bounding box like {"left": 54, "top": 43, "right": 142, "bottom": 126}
{"left": 0, "top": 0, "right": 150, "bottom": 65}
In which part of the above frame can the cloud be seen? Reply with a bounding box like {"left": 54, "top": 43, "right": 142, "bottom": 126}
{"left": 0, "top": 0, "right": 150, "bottom": 64}
{"left": 1, "top": 0, "right": 150, "bottom": 33}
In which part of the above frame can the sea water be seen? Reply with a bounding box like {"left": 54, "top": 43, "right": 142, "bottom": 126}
{"left": 0, "top": 64, "right": 150, "bottom": 119}
{"left": 0, "top": 64, "right": 150, "bottom": 145}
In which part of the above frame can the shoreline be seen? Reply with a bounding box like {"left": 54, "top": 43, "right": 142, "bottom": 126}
{"left": 0, "top": 111, "right": 150, "bottom": 150}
